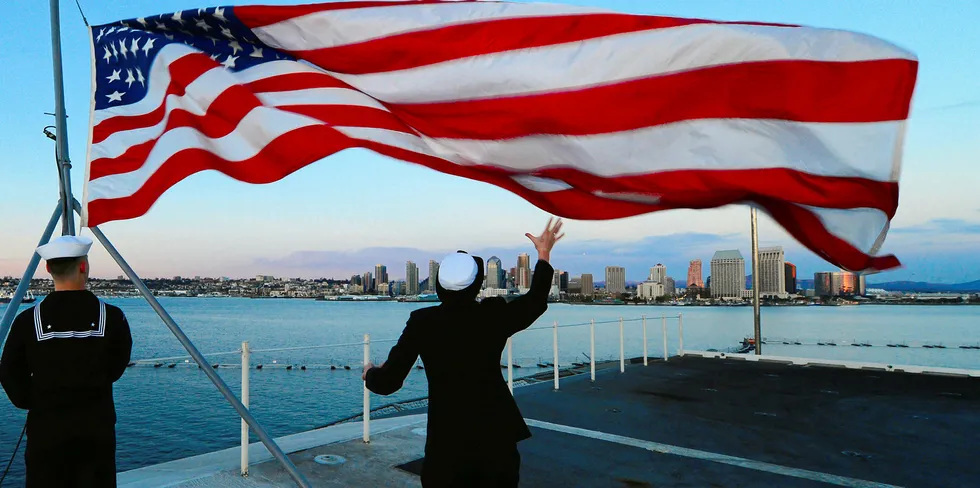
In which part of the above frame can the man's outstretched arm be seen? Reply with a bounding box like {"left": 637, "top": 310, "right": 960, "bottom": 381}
{"left": 501, "top": 218, "right": 564, "bottom": 336}
{"left": 363, "top": 318, "right": 420, "bottom": 396}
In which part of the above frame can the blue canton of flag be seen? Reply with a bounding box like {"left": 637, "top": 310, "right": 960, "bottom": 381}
{"left": 92, "top": 6, "right": 293, "bottom": 110}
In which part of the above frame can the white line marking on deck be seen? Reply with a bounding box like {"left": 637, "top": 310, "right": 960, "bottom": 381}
{"left": 525, "top": 419, "right": 902, "bottom": 488}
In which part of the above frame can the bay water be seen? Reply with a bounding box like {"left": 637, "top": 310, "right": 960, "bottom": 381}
{"left": 0, "top": 298, "right": 977, "bottom": 484}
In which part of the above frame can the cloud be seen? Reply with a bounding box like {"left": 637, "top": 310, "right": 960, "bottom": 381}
{"left": 891, "top": 218, "right": 980, "bottom": 235}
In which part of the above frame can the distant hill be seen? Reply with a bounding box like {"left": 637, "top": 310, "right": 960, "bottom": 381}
{"left": 869, "top": 280, "right": 980, "bottom": 293}
{"left": 795, "top": 278, "right": 979, "bottom": 293}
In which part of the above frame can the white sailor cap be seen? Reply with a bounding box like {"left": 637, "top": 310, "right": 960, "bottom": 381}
{"left": 438, "top": 252, "right": 479, "bottom": 291}
{"left": 36, "top": 235, "right": 93, "bottom": 260}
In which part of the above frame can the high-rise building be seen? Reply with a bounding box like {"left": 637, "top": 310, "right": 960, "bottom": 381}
{"left": 581, "top": 273, "right": 594, "bottom": 296}
{"left": 687, "top": 260, "right": 704, "bottom": 289}
{"left": 710, "top": 250, "right": 745, "bottom": 298}
{"left": 560, "top": 271, "right": 569, "bottom": 292}
{"left": 605, "top": 266, "right": 626, "bottom": 295}
{"left": 362, "top": 271, "right": 373, "bottom": 293}
{"left": 664, "top": 277, "right": 676, "bottom": 296}
{"left": 374, "top": 264, "right": 388, "bottom": 292}
{"left": 649, "top": 264, "right": 667, "bottom": 284}
{"left": 427, "top": 260, "right": 440, "bottom": 292}
{"left": 405, "top": 261, "right": 419, "bottom": 295}
{"left": 814, "top": 270, "right": 866, "bottom": 297}
{"left": 516, "top": 253, "right": 531, "bottom": 289}
{"left": 550, "top": 269, "right": 561, "bottom": 298}
{"left": 758, "top": 247, "right": 786, "bottom": 295}
{"left": 486, "top": 256, "right": 505, "bottom": 289}
{"left": 814, "top": 272, "right": 835, "bottom": 297}
{"left": 784, "top": 262, "right": 797, "bottom": 294}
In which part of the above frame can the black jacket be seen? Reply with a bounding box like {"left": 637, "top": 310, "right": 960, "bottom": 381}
{"left": 366, "top": 259, "right": 554, "bottom": 456}
{"left": 0, "top": 291, "right": 132, "bottom": 446}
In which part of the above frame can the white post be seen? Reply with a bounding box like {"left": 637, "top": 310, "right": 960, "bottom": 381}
{"left": 642, "top": 315, "right": 648, "bottom": 366}
{"left": 553, "top": 320, "right": 559, "bottom": 390}
{"left": 661, "top": 313, "right": 668, "bottom": 361}
{"left": 590, "top": 319, "right": 596, "bottom": 382}
{"left": 678, "top": 313, "right": 684, "bottom": 356}
{"left": 241, "top": 341, "right": 249, "bottom": 477}
{"left": 507, "top": 336, "right": 514, "bottom": 394}
{"left": 363, "top": 334, "right": 370, "bottom": 443}
{"left": 619, "top": 317, "right": 625, "bottom": 373}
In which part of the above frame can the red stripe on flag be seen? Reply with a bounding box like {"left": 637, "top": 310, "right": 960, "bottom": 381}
{"left": 235, "top": 1, "right": 461, "bottom": 29}
{"left": 758, "top": 198, "right": 901, "bottom": 272}
{"left": 93, "top": 54, "right": 218, "bottom": 144}
{"left": 387, "top": 59, "right": 918, "bottom": 140}
{"left": 279, "top": 14, "right": 746, "bottom": 74}
{"left": 243, "top": 72, "right": 354, "bottom": 93}
{"left": 279, "top": 105, "right": 416, "bottom": 134}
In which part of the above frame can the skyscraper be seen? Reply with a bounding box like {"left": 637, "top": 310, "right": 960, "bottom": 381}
{"left": 814, "top": 272, "right": 835, "bottom": 297}
{"left": 710, "top": 250, "right": 745, "bottom": 298}
{"left": 517, "top": 253, "right": 531, "bottom": 289}
{"left": 664, "top": 277, "right": 676, "bottom": 296}
{"left": 649, "top": 264, "right": 667, "bottom": 284}
{"left": 486, "top": 256, "right": 505, "bottom": 289}
{"left": 580, "top": 273, "right": 594, "bottom": 296}
{"left": 374, "top": 264, "right": 388, "bottom": 292}
{"left": 687, "top": 259, "right": 704, "bottom": 289}
{"left": 362, "top": 271, "right": 373, "bottom": 293}
{"left": 784, "top": 262, "right": 797, "bottom": 294}
{"left": 427, "top": 260, "right": 439, "bottom": 292}
{"left": 405, "top": 261, "right": 419, "bottom": 295}
{"left": 559, "top": 271, "right": 569, "bottom": 292}
{"left": 758, "top": 247, "right": 786, "bottom": 295}
{"left": 605, "top": 266, "right": 626, "bottom": 295}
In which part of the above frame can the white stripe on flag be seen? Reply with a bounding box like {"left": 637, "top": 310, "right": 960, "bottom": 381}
{"left": 252, "top": 2, "right": 610, "bottom": 51}
{"left": 318, "top": 23, "right": 914, "bottom": 104}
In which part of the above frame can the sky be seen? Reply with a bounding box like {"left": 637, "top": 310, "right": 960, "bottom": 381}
{"left": 0, "top": 0, "right": 978, "bottom": 284}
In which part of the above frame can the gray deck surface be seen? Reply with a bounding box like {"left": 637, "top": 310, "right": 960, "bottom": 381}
{"left": 120, "top": 356, "right": 979, "bottom": 487}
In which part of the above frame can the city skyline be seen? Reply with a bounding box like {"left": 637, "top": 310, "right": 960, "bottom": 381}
{"left": 0, "top": 1, "right": 978, "bottom": 286}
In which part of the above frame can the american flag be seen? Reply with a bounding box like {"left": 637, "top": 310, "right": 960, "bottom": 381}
{"left": 83, "top": 1, "right": 918, "bottom": 272}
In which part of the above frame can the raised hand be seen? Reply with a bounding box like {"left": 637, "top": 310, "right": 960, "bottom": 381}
{"left": 525, "top": 217, "right": 565, "bottom": 262}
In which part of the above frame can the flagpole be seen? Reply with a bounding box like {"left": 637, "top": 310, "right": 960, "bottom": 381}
{"left": 49, "top": 0, "right": 75, "bottom": 236}
{"left": 750, "top": 208, "right": 762, "bottom": 355}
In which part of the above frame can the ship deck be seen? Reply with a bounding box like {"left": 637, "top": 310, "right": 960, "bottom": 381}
{"left": 118, "top": 355, "right": 979, "bottom": 487}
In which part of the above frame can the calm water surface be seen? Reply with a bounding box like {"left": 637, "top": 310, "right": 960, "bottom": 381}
{"left": 0, "top": 298, "right": 977, "bottom": 484}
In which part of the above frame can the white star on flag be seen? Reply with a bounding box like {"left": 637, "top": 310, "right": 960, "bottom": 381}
{"left": 155, "top": 22, "right": 169, "bottom": 31}
{"left": 172, "top": 11, "right": 186, "bottom": 25}
{"left": 110, "top": 43, "right": 118, "bottom": 60}
{"left": 125, "top": 69, "right": 136, "bottom": 88}
{"left": 106, "top": 69, "right": 121, "bottom": 83}
{"left": 228, "top": 40, "right": 242, "bottom": 55}
{"left": 118, "top": 39, "right": 129, "bottom": 59}
{"left": 136, "top": 67, "right": 146, "bottom": 87}
{"left": 222, "top": 55, "right": 238, "bottom": 69}
{"left": 214, "top": 7, "right": 227, "bottom": 22}
{"left": 250, "top": 46, "right": 264, "bottom": 58}
{"left": 221, "top": 26, "right": 234, "bottom": 39}
{"left": 106, "top": 91, "right": 124, "bottom": 103}
{"left": 130, "top": 38, "right": 141, "bottom": 56}
{"left": 137, "top": 17, "right": 147, "bottom": 26}
{"left": 142, "top": 38, "right": 156, "bottom": 56}
{"left": 196, "top": 19, "right": 211, "bottom": 32}
{"left": 102, "top": 46, "right": 112, "bottom": 63}
{"left": 96, "top": 28, "right": 105, "bottom": 42}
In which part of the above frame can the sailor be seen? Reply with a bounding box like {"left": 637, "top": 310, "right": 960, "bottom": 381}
{"left": 363, "top": 218, "right": 564, "bottom": 487}
{"left": 0, "top": 235, "right": 133, "bottom": 488}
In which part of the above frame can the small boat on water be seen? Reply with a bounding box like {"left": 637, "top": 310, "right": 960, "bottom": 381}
{"left": 0, "top": 290, "right": 36, "bottom": 304}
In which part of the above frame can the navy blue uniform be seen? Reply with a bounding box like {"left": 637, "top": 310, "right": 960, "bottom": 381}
{"left": 367, "top": 259, "right": 554, "bottom": 487}
{"left": 0, "top": 290, "right": 132, "bottom": 488}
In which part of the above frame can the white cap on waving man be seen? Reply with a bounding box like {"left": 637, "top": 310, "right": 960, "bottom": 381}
{"left": 438, "top": 252, "right": 479, "bottom": 291}
{"left": 36, "top": 235, "right": 93, "bottom": 260}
